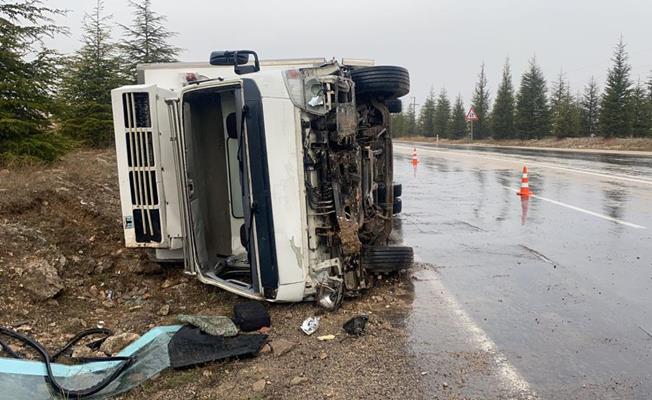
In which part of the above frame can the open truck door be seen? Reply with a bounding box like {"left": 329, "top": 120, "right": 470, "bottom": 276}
{"left": 165, "top": 79, "right": 279, "bottom": 300}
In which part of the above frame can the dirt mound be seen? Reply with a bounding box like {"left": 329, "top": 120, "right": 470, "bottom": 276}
{"left": 0, "top": 150, "right": 167, "bottom": 348}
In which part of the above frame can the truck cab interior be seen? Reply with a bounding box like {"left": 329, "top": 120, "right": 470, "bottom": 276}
{"left": 181, "top": 86, "right": 255, "bottom": 292}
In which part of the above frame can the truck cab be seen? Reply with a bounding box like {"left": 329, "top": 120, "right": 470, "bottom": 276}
{"left": 111, "top": 50, "right": 412, "bottom": 308}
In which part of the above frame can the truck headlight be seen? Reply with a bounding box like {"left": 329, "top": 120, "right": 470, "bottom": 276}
{"left": 283, "top": 69, "right": 305, "bottom": 107}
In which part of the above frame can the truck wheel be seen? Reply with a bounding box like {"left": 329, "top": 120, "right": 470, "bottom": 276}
{"left": 393, "top": 183, "right": 402, "bottom": 198}
{"left": 377, "top": 183, "right": 402, "bottom": 200}
{"left": 362, "top": 246, "right": 414, "bottom": 273}
{"left": 385, "top": 99, "right": 403, "bottom": 113}
{"left": 392, "top": 198, "right": 402, "bottom": 214}
{"left": 351, "top": 66, "right": 410, "bottom": 100}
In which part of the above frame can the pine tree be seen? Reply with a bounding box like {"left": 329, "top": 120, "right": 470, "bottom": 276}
{"left": 0, "top": 1, "right": 72, "bottom": 164}
{"left": 120, "top": 0, "right": 180, "bottom": 82}
{"left": 390, "top": 108, "right": 407, "bottom": 137}
{"left": 58, "top": 0, "right": 126, "bottom": 147}
{"left": 550, "top": 73, "right": 565, "bottom": 120}
{"left": 630, "top": 80, "right": 651, "bottom": 137}
{"left": 433, "top": 89, "right": 451, "bottom": 138}
{"left": 417, "top": 89, "right": 436, "bottom": 136}
{"left": 550, "top": 73, "right": 580, "bottom": 138}
{"left": 491, "top": 59, "right": 515, "bottom": 139}
{"left": 471, "top": 63, "right": 491, "bottom": 139}
{"left": 599, "top": 37, "right": 633, "bottom": 138}
{"left": 570, "top": 95, "right": 582, "bottom": 138}
{"left": 405, "top": 99, "right": 417, "bottom": 136}
{"left": 515, "top": 57, "right": 550, "bottom": 139}
{"left": 580, "top": 77, "right": 600, "bottom": 136}
{"left": 449, "top": 94, "right": 467, "bottom": 139}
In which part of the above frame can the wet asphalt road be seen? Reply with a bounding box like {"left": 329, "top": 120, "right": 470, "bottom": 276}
{"left": 393, "top": 142, "right": 652, "bottom": 399}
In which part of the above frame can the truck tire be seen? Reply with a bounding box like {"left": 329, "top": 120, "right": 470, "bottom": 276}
{"left": 385, "top": 99, "right": 403, "bottom": 113}
{"left": 351, "top": 66, "right": 410, "bottom": 100}
{"left": 392, "top": 198, "right": 402, "bottom": 214}
{"left": 393, "top": 183, "right": 402, "bottom": 198}
{"left": 362, "top": 246, "right": 414, "bottom": 273}
{"left": 377, "top": 183, "right": 402, "bottom": 200}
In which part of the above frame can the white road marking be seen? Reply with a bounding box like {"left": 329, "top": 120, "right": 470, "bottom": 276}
{"left": 503, "top": 186, "right": 647, "bottom": 229}
{"left": 395, "top": 144, "right": 652, "bottom": 186}
{"left": 421, "top": 271, "right": 537, "bottom": 399}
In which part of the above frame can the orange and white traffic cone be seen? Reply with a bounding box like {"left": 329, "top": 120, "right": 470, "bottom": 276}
{"left": 411, "top": 147, "right": 419, "bottom": 165}
{"left": 517, "top": 165, "right": 531, "bottom": 197}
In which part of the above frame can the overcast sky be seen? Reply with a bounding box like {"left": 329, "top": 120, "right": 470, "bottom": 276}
{"left": 48, "top": 0, "right": 652, "bottom": 110}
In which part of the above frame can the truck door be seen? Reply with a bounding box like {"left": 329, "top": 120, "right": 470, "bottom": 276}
{"left": 240, "top": 79, "right": 279, "bottom": 299}
{"left": 166, "top": 80, "right": 279, "bottom": 299}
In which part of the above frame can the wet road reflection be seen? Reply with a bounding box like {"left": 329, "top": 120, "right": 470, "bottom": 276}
{"left": 394, "top": 144, "right": 652, "bottom": 399}
{"left": 520, "top": 197, "right": 529, "bottom": 225}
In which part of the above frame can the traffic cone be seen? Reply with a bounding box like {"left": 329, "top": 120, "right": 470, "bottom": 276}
{"left": 517, "top": 165, "right": 531, "bottom": 197}
{"left": 411, "top": 147, "right": 419, "bottom": 165}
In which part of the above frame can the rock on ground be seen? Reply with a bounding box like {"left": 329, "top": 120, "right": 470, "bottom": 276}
{"left": 21, "top": 257, "right": 64, "bottom": 300}
{"left": 157, "top": 304, "right": 170, "bottom": 316}
{"left": 72, "top": 345, "right": 106, "bottom": 359}
{"left": 252, "top": 379, "right": 266, "bottom": 392}
{"left": 290, "top": 376, "right": 309, "bottom": 386}
{"left": 118, "top": 258, "right": 162, "bottom": 275}
{"left": 100, "top": 332, "right": 140, "bottom": 356}
{"left": 271, "top": 339, "right": 297, "bottom": 357}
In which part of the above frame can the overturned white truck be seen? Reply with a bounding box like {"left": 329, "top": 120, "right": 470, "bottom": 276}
{"left": 111, "top": 50, "right": 412, "bottom": 308}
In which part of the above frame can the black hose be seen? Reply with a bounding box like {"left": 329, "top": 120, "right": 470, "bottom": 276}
{"left": 0, "top": 327, "right": 134, "bottom": 398}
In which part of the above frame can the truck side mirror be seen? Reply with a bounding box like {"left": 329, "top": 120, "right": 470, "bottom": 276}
{"left": 209, "top": 50, "right": 260, "bottom": 75}
{"left": 210, "top": 51, "right": 249, "bottom": 66}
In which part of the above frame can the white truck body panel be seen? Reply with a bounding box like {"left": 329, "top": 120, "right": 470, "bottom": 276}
{"left": 261, "top": 97, "right": 306, "bottom": 290}
{"left": 137, "top": 58, "right": 374, "bottom": 92}
{"left": 138, "top": 58, "right": 327, "bottom": 92}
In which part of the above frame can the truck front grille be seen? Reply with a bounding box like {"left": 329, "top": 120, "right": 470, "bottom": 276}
{"left": 122, "top": 92, "right": 162, "bottom": 243}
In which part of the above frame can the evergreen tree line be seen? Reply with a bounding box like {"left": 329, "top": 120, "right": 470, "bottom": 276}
{"left": 392, "top": 37, "right": 652, "bottom": 140}
{"left": 0, "top": 0, "right": 180, "bottom": 164}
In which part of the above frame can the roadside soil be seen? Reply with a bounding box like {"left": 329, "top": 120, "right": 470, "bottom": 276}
{"left": 403, "top": 136, "right": 652, "bottom": 152}
{"left": 0, "top": 149, "right": 424, "bottom": 399}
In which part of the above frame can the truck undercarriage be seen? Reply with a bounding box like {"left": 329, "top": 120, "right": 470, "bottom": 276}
{"left": 297, "top": 64, "right": 411, "bottom": 302}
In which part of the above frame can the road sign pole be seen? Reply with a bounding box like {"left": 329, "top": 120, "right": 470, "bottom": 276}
{"left": 465, "top": 106, "right": 478, "bottom": 141}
